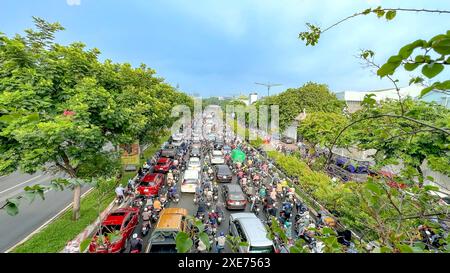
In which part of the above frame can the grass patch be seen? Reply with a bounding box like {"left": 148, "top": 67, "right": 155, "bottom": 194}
{"left": 12, "top": 135, "right": 169, "bottom": 253}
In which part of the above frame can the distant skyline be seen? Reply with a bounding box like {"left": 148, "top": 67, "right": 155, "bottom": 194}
{"left": 1, "top": 0, "right": 449, "bottom": 97}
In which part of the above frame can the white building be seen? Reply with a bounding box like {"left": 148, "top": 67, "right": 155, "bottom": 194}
{"left": 335, "top": 84, "right": 449, "bottom": 113}
{"left": 249, "top": 93, "right": 258, "bottom": 104}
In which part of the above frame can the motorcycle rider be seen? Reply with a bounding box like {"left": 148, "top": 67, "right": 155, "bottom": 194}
{"left": 168, "top": 185, "right": 178, "bottom": 201}
{"left": 153, "top": 198, "right": 162, "bottom": 212}
{"left": 127, "top": 178, "right": 136, "bottom": 192}
{"left": 167, "top": 171, "right": 174, "bottom": 186}
{"left": 115, "top": 185, "right": 125, "bottom": 203}
{"left": 143, "top": 161, "right": 150, "bottom": 172}
{"left": 215, "top": 232, "right": 226, "bottom": 253}
{"left": 196, "top": 201, "right": 207, "bottom": 219}
{"left": 208, "top": 210, "right": 218, "bottom": 226}
{"left": 282, "top": 201, "right": 293, "bottom": 219}
{"left": 141, "top": 207, "right": 152, "bottom": 233}
{"left": 129, "top": 233, "right": 143, "bottom": 253}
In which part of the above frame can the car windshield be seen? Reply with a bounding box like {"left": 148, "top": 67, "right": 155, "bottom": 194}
{"left": 218, "top": 167, "right": 231, "bottom": 175}
{"left": 157, "top": 161, "right": 167, "bottom": 165}
{"left": 100, "top": 224, "right": 121, "bottom": 235}
{"left": 149, "top": 244, "right": 177, "bottom": 253}
{"left": 184, "top": 179, "right": 198, "bottom": 184}
{"left": 151, "top": 231, "right": 177, "bottom": 242}
{"left": 140, "top": 181, "right": 155, "bottom": 187}
{"left": 229, "top": 194, "right": 245, "bottom": 200}
{"left": 249, "top": 245, "right": 274, "bottom": 253}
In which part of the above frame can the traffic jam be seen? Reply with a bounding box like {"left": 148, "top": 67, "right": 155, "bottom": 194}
{"left": 87, "top": 109, "right": 350, "bottom": 253}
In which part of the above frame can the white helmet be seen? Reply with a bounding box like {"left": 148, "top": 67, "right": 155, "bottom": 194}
{"left": 132, "top": 233, "right": 138, "bottom": 239}
{"left": 144, "top": 207, "right": 148, "bottom": 212}
{"left": 211, "top": 210, "right": 215, "bottom": 213}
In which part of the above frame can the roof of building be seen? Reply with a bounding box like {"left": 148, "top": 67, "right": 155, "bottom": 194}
{"left": 335, "top": 84, "right": 425, "bottom": 102}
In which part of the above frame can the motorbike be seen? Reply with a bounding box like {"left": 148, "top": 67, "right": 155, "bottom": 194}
{"left": 150, "top": 209, "right": 160, "bottom": 223}
{"left": 131, "top": 195, "right": 145, "bottom": 209}
{"left": 141, "top": 220, "right": 151, "bottom": 236}
{"left": 115, "top": 195, "right": 124, "bottom": 205}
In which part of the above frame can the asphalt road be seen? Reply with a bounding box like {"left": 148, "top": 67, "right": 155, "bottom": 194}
{"left": 0, "top": 171, "right": 89, "bottom": 252}
{"left": 124, "top": 148, "right": 276, "bottom": 253}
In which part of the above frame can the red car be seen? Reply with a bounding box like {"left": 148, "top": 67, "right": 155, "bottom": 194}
{"left": 137, "top": 173, "right": 165, "bottom": 196}
{"left": 153, "top": 157, "right": 173, "bottom": 173}
{"left": 88, "top": 207, "right": 139, "bottom": 253}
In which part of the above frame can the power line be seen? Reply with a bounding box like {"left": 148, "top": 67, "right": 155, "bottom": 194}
{"left": 255, "top": 82, "right": 282, "bottom": 97}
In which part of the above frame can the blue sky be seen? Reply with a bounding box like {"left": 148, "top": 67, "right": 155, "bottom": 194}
{"left": 0, "top": 0, "right": 449, "bottom": 97}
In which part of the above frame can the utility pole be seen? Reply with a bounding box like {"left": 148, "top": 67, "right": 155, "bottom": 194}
{"left": 255, "top": 82, "right": 282, "bottom": 97}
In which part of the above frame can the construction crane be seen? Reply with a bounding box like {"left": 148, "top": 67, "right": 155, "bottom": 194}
{"left": 255, "top": 82, "right": 282, "bottom": 97}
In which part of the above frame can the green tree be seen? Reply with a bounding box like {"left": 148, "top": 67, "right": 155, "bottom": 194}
{"left": 297, "top": 112, "right": 349, "bottom": 166}
{"left": 0, "top": 18, "right": 192, "bottom": 219}
{"left": 255, "top": 82, "right": 345, "bottom": 130}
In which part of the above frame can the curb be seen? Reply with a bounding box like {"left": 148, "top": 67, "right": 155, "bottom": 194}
{"left": 62, "top": 173, "right": 139, "bottom": 253}
{"left": 5, "top": 187, "right": 94, "bottom": 253}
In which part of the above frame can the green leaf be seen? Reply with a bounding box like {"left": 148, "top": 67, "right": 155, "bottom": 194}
{"left": 385, "top": 10, "right": 396, "bottom": 20}
{"left": 397, "top": 244, "right": 413, "bottom": 253}
{"left": 409, "top": 77, "right": 424, "bottom": 85}
{"left": 5, "top": 199, "right": 19, "bottom": 216}
{"left": 432, "top": 37, "right": 450, "bottom": 55}
{"left": 362, "top": 8, "right": 372, "bottom": 15}
{"left": 422, "top": 63, "right": 444, "bottom": 79}
{"left": 424, "top": 185, "right": 439, "bottom": 192}
{"left": 377, "top": 62, "right": 400, "bottom": 77}
{"left": 404, "top": 62, "right": 420, "bottom": 71}
{"left": 420, "top": 86, "right": 434, "bottom": 97}
{"left": 24, "top": 191, "right": 36, "bottom": 203}
{"left": 366, "top": 181, "right": 383, "bottom": 195}
{"left": 79, "top": 239, "right": 91, "bottom": 252}
{"left": 175, "top": 232, "right": 193, "bottom": 253}
{"left": 289, "top": 246, "right": 301, "bottom": 253}
{"left": 198, "top": 232, "right": 211, "bottom": 249}
{"left": 376, "top": 10, "right": 385, "bottom": 18}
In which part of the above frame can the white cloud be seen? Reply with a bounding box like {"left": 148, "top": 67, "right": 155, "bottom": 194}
{"left": 66, "top": 0, "right": 81, "bottom": 6}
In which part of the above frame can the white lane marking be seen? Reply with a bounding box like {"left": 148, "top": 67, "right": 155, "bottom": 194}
{"left": 5, "top": 187, "right": 94, "bottom": 253}
{"left": 0, "top": 175, "right": 43, "bottom": 195}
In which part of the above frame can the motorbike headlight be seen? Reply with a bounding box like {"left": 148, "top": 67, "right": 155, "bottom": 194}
{"left": 218, "top": 217, "right": 222, "bottom": 221}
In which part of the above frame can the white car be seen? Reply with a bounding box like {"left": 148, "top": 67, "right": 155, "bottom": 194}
{"left": 211, "top": 150, "right": 225, "bottom": 164}
{"left": 181, "top": 169, "right": 200, "bottom": 193}
{"left": 188, "top": 157, "right": 201, "bottom": 170}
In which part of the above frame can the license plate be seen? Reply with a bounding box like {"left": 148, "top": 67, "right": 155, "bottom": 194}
{"left": 235, "top": 202, "right": 240, "bottom": 205}
{"left": 223, "top": 176, "right": 226, "bottom": 178}
{"left": 144, "top": 189, "right": 149, "bottom": 192}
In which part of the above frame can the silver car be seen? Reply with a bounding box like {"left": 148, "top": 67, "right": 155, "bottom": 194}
{"left": 228, "top": 213, "right": 275, "bottom": 253}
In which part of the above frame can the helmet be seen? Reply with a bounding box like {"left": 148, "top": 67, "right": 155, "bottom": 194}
{"left": 132, "top": 233, "right": 138, "bottom": 239}
{"left": 220, "top": 232, "right": 224, "bottom": 236}
{"left": 144, "top": 207, "right": 148, "bottom": 212}
{"left": 211, "top": 210, "right": 215, "bottom": 213}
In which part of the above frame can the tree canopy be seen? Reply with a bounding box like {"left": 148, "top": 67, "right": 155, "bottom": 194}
{"left": 0, "top": 17, "right": 192, "bottom": 218}
{"left": 255, "top": 82, "right": 345, "bottom": 130}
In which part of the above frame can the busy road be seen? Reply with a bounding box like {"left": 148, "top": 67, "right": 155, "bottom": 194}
{"left": 83, "top": 108, "right": 347, "bottom": 254}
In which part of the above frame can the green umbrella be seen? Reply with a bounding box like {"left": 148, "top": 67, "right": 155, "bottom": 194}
{"left": 231, "top": 149, "right": 246, "bottom": 163}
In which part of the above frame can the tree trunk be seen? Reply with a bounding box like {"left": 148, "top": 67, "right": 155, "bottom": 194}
{"left": 72, "top": 184, "right": 81, "bottom": 221}
{"left": 416, "top": 165, "right": 424, "bottom": 188}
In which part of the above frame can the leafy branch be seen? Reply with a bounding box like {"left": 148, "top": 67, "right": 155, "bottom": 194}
{"left": 299, "top": 7, "right": 450, "bottom": 46}
{"left": 0, "top": 178, "right": 71, "bottom": 216}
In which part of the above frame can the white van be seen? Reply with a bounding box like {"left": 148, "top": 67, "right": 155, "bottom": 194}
{"left": 181, "top": 168, "right": 200, "bottom": 193}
